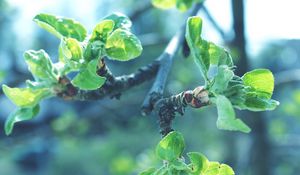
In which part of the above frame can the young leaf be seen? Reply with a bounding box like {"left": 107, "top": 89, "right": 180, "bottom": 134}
{"left": 242, "top": 69, "right": 274, "bottom": 99}
{"left": 188, "top": 152, "right": 235, "bottom": 175}
{"left": 5, "top": 105, "right": 40, "bottom": 135}
{"left": 24, "top": 50, "right": 56, "bottom": 81}
{"left": 186, "top": 17, "right": 210, "bottom": 82}
{"left": 216, "top": 95, "right": 251, "bottom": 133}
{"left": 187, "top": 152, "right": 209, "bottom": 174}
{"left": 61, "top": 38, "right": 83, "bottom": 61}
{"left": 152, "top": 0, "right": 176, "bottom": 9}
{"left": 139, "top": 168, "right": 156, "bottom": 175}
{"left": 71, "top": 59, "right": 106, "bottom": 90}
{"left": 156, "top": 131, "right": 185, "bottom": 161}
{"left": 33, "top": 13, "right": 87, "bottom": 41}
{"left": 90, "top": 20, "right": 115, "bottom": 41}
{"left": 103, "top": 13, "right": 132, "bottom": 30}
{"left": 2, "top": 85, "right": 51, "bottom": 108}
{"left": 210, "top": 65, "right": 234, "bottom": 93}
{"left": 241, "top": 95, "right": 279, "bottom": 111}
{"left": 105, "top": 29, "right": 143, "bottom": 61}
{"left": 176, "top": 0, "right": 193, "bottom": 12}
{"left": 208, "top": 42, "right": 233, "bottom": 67}
{"left": 205, "top": 162, "right": 234, "bottom": 175}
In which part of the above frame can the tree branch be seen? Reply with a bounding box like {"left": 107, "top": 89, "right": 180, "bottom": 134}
{"left": 275, "top": 69, "right": 300, "bottom": 87}
{"left": 155, "top": 86, "right": 210, "bottom": 136}
{"left": 141, "top": 3, "right": 203, "bottom": 115}
{"left": 70, "top": 60, "right": 160, "bottom": 101}
{"left": 202, "top": 6, "right": 226, "bottom": 40}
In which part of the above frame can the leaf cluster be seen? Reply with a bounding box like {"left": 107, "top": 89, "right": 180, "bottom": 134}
{"left": 2, "top": 13, "right": 142, "bottom": 135}
{"left": 140, "top": 131, "right": 235, "bottom": 175}
{"left": 185, "top": 16, "right": 279, "bottom": 133}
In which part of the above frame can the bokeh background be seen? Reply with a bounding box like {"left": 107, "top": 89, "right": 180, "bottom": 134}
{"left": 1, "top": 0, "right": 300, "bottom": 174}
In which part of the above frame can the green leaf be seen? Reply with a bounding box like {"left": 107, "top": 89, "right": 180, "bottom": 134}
{"left": 103, "top": 13, "right": 132, "bottom": 30}
{"left": 33, "top": 13, "right": 87, "bottom": 41}
{"left": 154, "top": 166, "right": 168, "bottom": 175}
{"left": 90, "top": 19, "right": 115, "bottom": 41}
{"left": 188, "top": 152, "right": 235, "bottom": 175}
{"left": 152, "top": 0, "right": 176, "bottom": 9}
{"left": 105, "top": 29, "right": 143, "bottom": 61}
{"left": 5, "top": 105, "right": 40, "bottom": 135}
{"left": 241, "top": 95, "right": 279, "bottom": 111}
{"left": 187, "top": 152, "right": 209, "bottom": 174}
{"left": 176, "top": 0, "right": 193, "bottom": 12}
{"left": 2, "top": 85, "right": 51, "bottom": 108}
{"left": 61, "top": 38, "right": 83, "bottom": 61}
{"left": 24, "top": 50, "right": 56, "bottom": 81}
{"left": 216, "top": 95, "right": 251, "bottom": 133}
{"left": 208, "top": 42, "right": 233, "bottom": 67}
{"left": 242, "top": 69, "right": 274, "bottom": 99}
{"left": 211, "top": 65, "right": 234, "bottom": 93}
{"left": 204, "top": 162, "right": 234, "bottom": 175}
{"left": 139, "top": 168, "right": 156, "bottom": 175}
{"left": 186, "top": 17, "right": 209, "bottom": 82}
{"left": 170, "top": 159, "right": 190, "bottom": 171}
{"left": 156, "top": 131, "right": 185, "bottom": 161}
{"left": 71, "top": 59, "right": 106, "bottom": 90}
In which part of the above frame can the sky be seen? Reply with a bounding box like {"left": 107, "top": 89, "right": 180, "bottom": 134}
{"left": 205, "top": 0, "right": 300, "bottom": 56}
{"left": 7, "top": 0, "right": 300, "bottom": 58}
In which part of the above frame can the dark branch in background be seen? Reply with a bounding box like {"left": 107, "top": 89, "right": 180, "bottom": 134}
{"left": 141, "top": 3, "right": 203, "bottom": 116}
{"left": 231, "top": 0, "right": 248, "bottom": 76}
{"left": 202, "top": 6, "right": 226, "bottom": 40}
{"left": 129, "top": 1, "right": 153, "bottom": 21}
{"left": 275, "top": 69, "right": 300, "bottom": 87}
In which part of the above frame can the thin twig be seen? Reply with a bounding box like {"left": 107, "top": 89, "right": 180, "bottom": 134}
{"left": 141, "top": 3, "right": 203, "bottom": 115}
{"left": 202, "top": 6, "right": 226, "bottom": 40}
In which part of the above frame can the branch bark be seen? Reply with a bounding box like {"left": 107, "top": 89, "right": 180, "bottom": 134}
{"left": 141, "top": 3, "right": 203, "bottom": 115}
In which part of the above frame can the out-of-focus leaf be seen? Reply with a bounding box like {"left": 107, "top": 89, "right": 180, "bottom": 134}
{"left": 216, "top": 95, "right": 251, "bottom": 133}
{"left": 71, "top": 59, "right": 106, "bottom": 90}
{"left": 103, "top": 13, "right": 132, "bottom": 30}
{"left": 152, "top": 0, "right": 176, "bottom": 9}
{"left": 90, "top": 19, "right": 115, "bottom": 41}
{"left": 5, "top": 105, "right": 40, "bottom": 135}
{"left": 24, "top": 50, "right": 56, "bottom": 81}
{"left": 2, "top": 85, "right": 51, "bottom": 108}
{"left": 242, "top": 69, "right": 274, "bottom": 99}
{"left": 33, "top": 13, "right": 87, "bottom": 41}
{"left": 156, "top": 131, "right": 185, "bottom": 161}
{"left": 0, "top": 70, "right": 6, "bottom": 83}
{"left": 105, "top": 29, "right": 142, "bottom": 61}
{"left": 176, "top": 0, "right": 193, "bottom": 12}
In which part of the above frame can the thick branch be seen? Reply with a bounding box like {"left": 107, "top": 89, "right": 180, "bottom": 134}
{"left": 155, "top": 86, "right": 210, "bottom": 136}
{"left": 141, "top": 3, "right": 203, "bottom": 115}
{"left": 72, "top": 61, "right": 159, "bottom": 101}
